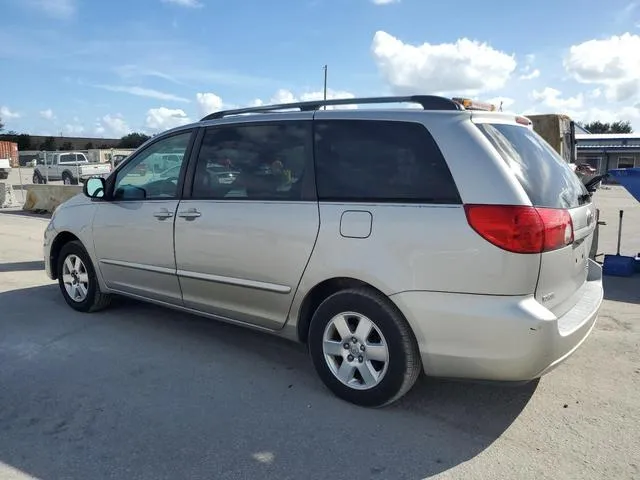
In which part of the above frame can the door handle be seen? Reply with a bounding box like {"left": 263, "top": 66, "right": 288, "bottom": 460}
{"left": 178, "top": 208, "right": 201, "bottom": 220}
{"left": 153, "top": 209, "right": 174, "bottom": 220}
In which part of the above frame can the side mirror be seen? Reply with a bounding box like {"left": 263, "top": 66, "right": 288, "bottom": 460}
{"left": 84, "top": 177, "right": 106, "bottom": 199}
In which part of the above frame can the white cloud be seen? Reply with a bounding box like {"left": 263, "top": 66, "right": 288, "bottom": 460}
{"left": 64, "top": 123, "right": 85, "bottom": 135}
{"left": 589, "top": 88, "right": 602, "bottom": 99}
{"left": 40, "top": 109, "right": 56, "bottom": 120}
{"left": 524, "top": 87, "right": 640, "bottom": 130}
{"left": 486, "top": 96, "right": 516, "bottom": 111}
{"left": 372, "top": 0, "right": 399, "bottom": 4}
{"left": 0, "top": 106, "right": 21, "bottom": 119}
{"left": 519, "top": 68, "right": 540, "bottom": 80}
{"left": 371, "top": 31, "right": 517, "bottom": 95}
{"left": 94, "top": 84, "right": 190, "bottom": 103}
{"left": 517, "top": 54, "right": 540, "bottom": 80}
{"left": 161, "top": 0, "right": 203, "bottom": 7}
{"left": 196, "top": 92, "right": 224, "bottom": 116}
{"left": 264, "top": 89, "right": 358, "bottom": 109}
{"left": 564, "top": 33, "right": 640, "bottom": 101}
{"left": 531, "top": 87, "right": 584, "bottom": 111}
{"left": 24, "top": 0, "right": 76, "bottom": 18}
{"left": 95, "top": 114, "right": 131, "bottom": 137}
{"left": 578, "top": 105, "right": 640, "bottom": 126}
{"left": 145, "top": 107, "right": 191, "bottom": 131}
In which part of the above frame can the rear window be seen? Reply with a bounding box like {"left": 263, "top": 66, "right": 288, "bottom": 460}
{"left": 477, "top": 123, "right": 589, "bottom": 209}
{"left": 314, "top": 120, "right": 461, "bottom": 204}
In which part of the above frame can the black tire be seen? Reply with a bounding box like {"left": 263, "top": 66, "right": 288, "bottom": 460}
{"left": 308, "top": 288, "right": 422, "bottom": 408}
{"left": 62, "top": 172, "right": 77, "bottom": 185}
{"left": 33, "top": 172, "right": 46, "bottom": 184}
{"left": 57, "top": 240, "right": 111, "bottom": 313}
{"left": 0, "top": 172, "right": 8, "bottom": 180}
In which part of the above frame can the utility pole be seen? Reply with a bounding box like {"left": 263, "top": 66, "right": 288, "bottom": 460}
{"left": 323, "top": 65, "right": 328, "bottom": 110}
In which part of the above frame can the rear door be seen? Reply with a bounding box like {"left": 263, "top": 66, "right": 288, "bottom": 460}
{"left": 475, "top": 121, "right": 595, "bottom": 317}
{"left": 46, "top": 154, "right": 60, "bottom": 180}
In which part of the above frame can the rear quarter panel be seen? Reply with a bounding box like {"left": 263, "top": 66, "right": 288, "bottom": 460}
{"left": 296, "top": 202, "right": 540, "bottom": 296}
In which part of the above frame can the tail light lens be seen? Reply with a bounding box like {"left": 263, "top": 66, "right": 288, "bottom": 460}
{"left": 464, "top": 205, "right": 574, "bottom": 254}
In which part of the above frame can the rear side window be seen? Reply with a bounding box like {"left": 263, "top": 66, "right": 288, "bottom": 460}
{"left": 314, "top": 120, "right": 461, "bottom": 204}
{"left": 476, "top": 123, "right": 589, "bottom": 209}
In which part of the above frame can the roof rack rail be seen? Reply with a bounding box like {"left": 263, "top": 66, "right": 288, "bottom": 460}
{"left": 200, "top": 95, "right": 464, "bottom": 121}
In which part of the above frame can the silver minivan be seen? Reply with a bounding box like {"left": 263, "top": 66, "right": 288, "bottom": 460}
{"left": 44, "top": 95, "right": 604, "bottom": 407}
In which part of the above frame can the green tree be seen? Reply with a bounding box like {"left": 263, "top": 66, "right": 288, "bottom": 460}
{"left": 610, "top": 121, "right": 633, "bottom": 133}
{"left": 0, "top": 132, "right": 32, "bottom": 150}
{"left": 118, "top": 132, "right": 150, "bottom": 148}
{"left": 39, "top": 136, "right": 56, "bottom": 150}
{"left": 581, "top": 120, "right": 633, "bottom": 134}
{"left": 17, "top": 134, "right": 32, "bottom": 150}
{"left": 59, "top": 141, "right": 74, "bottom": 151}
{"left": 84, "top": 142, "right": 94, "bottom": 150}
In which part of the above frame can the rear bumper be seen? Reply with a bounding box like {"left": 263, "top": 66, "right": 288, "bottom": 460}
{"left": 390, "top": 259, "right": 604, "bottom": 381}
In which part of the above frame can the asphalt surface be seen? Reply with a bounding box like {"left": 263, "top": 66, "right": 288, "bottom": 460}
{"left": 0, "top": 185, "right": 638, "bottom": 480}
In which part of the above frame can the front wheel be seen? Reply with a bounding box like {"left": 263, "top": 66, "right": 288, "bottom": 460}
{"left": 57, "top": 240, "right": 111, "bottom": 313}
{"left": 33, "top": 172, "right": 46, "bottom": 184}
{"left": 308, "top": 288, "right": 422, "bottom": 408}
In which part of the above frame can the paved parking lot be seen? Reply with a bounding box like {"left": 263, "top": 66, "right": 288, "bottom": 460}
{"left": 0, "top": 186, "right": 638, "bottom": 480}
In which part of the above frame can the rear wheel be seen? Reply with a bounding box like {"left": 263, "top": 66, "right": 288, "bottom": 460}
{"left": 308, "top": 288, "right": 421, "bottom": 407}
{"left": 62, "top": 173, "right": 73, "bottom": 185}
{"left": 57, "top": 240, "right": 111, "bottom": 313}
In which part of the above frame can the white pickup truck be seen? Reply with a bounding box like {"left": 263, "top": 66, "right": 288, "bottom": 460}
{"left": 33, "top": 152, "right": 112, "bottom": 185}
{"left": 0, "top": 158, "right": 10, "bottom": 180}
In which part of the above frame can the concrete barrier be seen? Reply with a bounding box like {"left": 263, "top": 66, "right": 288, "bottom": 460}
{"left": 23, "top": 184, "right": 83, "bottom": 213}
{"left": 0, "top": 182, "right": 16, "bottom": 208}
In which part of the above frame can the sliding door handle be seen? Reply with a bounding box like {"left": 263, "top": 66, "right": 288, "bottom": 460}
{"left": 153, "top": 209, "right": 174, "bottom": 220}
{"left": 178, "top": 208, "right": 201, "bottom": 220}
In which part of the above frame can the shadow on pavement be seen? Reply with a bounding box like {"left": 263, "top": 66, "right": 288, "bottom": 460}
{"left": 0, "top": 261, "right": 45, "bottom": 273}
{"left": 0, "top": 209, "right": 51, "bottom": 218}
{"left": 603, "top": 275, "right": 640, "bottom": 304}
{"left": 0, "top": 284, "right": 537, "bottom": 480}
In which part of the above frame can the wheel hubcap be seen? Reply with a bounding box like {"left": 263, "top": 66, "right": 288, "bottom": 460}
{"left": 322, "top": 312, "right": 389, "bottom": 390}
{"left": 62, "top": 254, "right": 89, "bottom": 302}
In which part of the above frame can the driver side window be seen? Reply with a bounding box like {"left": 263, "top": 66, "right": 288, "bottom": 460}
{"left": 113, "top": 131, "right": 192, "bottom": 200}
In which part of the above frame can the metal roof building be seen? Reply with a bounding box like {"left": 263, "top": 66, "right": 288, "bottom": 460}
{"left": 576, "top": 133, "right": 640, "bottom": 176}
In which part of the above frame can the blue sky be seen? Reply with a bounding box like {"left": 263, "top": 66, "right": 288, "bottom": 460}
{"left": 1, "top": 0, "right": 640, "bottom": 138}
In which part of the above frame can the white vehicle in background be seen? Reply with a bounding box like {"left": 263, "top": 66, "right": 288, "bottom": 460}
{"left": 0, "top": 158, "right": 11, "bottom": 180}
{"left": 33, "top": 152, "right": 112, "bottom": 185}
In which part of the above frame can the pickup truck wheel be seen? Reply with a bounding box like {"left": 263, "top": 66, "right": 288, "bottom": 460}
{"left": 33, "top": 172, "right": 45, "bottom": 184}
{"left": 57, "top": 240, "right": 112, "bottom": 313}
{"left": 62, "top": 173, "right": 73, "bottom": 185}
{"left": 0, "top": 172, "right": 8, "bottom": 180}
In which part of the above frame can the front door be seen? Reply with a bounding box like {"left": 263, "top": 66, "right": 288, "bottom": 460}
{"left": 174, "top": 118, "right": 319, "bottom": 329}
{"left": 92, "top": 130, "right": 194, "bottom": 304}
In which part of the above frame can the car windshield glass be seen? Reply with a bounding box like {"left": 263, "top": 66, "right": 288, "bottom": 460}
{"left": 476, "top": 123, "right": 589, "bottom": 208}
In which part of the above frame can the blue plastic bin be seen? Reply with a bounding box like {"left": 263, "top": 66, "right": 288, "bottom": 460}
{"left": 603, "top": 254, "right": 636, "bottom": 276}
{"left": 608, "top": 167, "right": 640, "bottom": 203}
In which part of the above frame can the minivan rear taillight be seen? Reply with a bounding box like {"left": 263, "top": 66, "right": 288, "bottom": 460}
{"left": 464, "top": 205, "right": 574, "bottom": 254}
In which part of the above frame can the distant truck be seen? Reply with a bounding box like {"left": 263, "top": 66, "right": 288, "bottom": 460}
{"left": 526, "top": 114, "right": 577, "bottom": 164}
{"left": 33, "top": 152, "right": 111, "bottom": 185}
